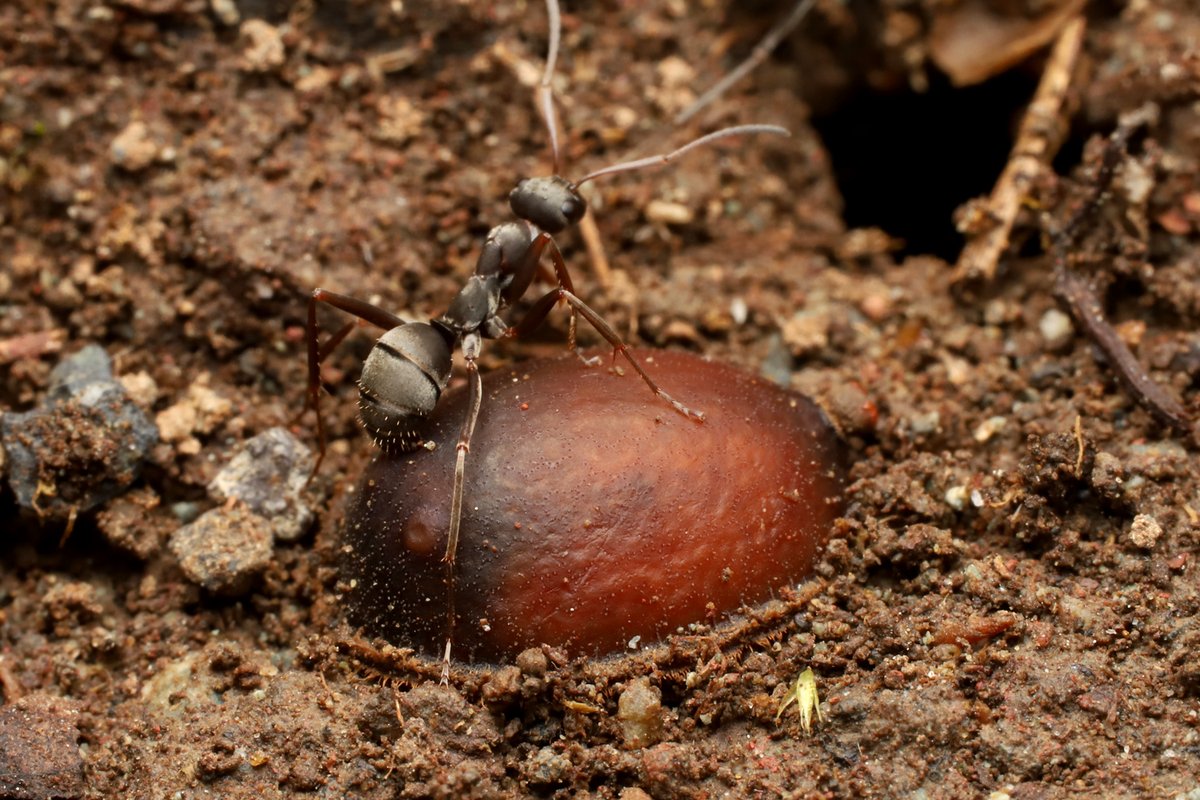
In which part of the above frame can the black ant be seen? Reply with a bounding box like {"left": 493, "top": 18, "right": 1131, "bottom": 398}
{"left": 297, "top": 0, "right": 787, "bottom": 673}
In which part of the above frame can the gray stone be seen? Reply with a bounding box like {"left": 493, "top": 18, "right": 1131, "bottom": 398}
{"left": 48, "top": 344, "right": 113, "bottom": 396}
{"left": 169, "top": 505, "right": 274, "bottom": 596}
{"left": 207, "top": 427, "right": 314, "bottom": 542}
{"left": 2, "top": 346, "right": 157, "bottom": 520}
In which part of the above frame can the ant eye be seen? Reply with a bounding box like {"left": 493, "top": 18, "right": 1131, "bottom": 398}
{"left": 560, "top": 197, "right": 583, "bottom": 222}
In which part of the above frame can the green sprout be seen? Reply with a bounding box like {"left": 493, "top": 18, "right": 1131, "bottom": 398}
{"left": 776, "top": 667, "right": 822, "bottom": 733}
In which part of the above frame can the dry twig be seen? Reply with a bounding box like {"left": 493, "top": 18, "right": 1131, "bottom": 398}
{"left": 1049, "top": 106, "right": 1191, "bottom": 432}
{"left": 953, "top": 16, "right": 1086, "bottom": 284}
{"left": 577, "top": 208, "right": 612, "bottom": 289}
{"left": 0, "top": 329, "right": 66, "bottom": 364}
{"left": 675, "top": 0, "right": 819, "bottom": 125}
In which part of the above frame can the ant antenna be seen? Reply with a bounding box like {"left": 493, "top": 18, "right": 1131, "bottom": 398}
{"left": 675, "top": 0, "right": 819, "bottom": 124}
{"left": 539, "top": 0, "right": 564, "bottom": 172}
{"left": 575, "top": 124, "right": 790, "bottom": 186}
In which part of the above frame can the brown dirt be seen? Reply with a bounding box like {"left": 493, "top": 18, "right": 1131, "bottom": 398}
{"left": 2, "top": 0, "right": 1199, "bottom": 798}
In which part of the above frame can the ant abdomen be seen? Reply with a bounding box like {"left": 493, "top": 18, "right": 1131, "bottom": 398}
{"left": 357, "top": 323, "right": 453, "bottom": 452}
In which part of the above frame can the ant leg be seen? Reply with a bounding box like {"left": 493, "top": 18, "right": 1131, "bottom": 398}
{"left": 539, "top": 236, "right": 583, "bottom": 355}
{"left": 530, "top": 234, "right": 601, "bottom": 365}
{"left": 300, "top": 288, "right": 409, "bottom": 477}
{"left": 292, "top": 318, "right": 353, "bottom": 427}
{"left": 559, "top": 289, "right": 706, "bottom": 422}
{"left": 441, "top": 332, "right": 483, "bottom": 682}
{"left": 440, "top": 639, "right": 452, "bottom": 686}
{"left": 445, "top": 333, "right": 483, "bottom": 569}
{"left": 318, "top": 322, "right": 356, "bottom": 363}
{"left": 506, "top": 288, "right": 706, "bottom": 423}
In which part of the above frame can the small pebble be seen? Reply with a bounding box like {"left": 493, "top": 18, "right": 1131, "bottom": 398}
{"left": 859, "top": 291, "right": 893, "bottom": 322}
{"left": 1039, "top": 308, "right": 1074, "bottom": 350}
{"left": 909, "top": 410, "right": 941, "bottom": 436}
{"left": 118, "top": 371, "right": 159, "bottom": 410}
{"left": 208, "top": 427, "right": 314, "bottom": 542}
{"left": 515, "top": 647, "right": 548, "bottom": 678}
{"left": 645, "top": 200, "right": 693, "bottom": 225}
{"left": 819, "top": 381, "right": 877, "bottom": 436}
{"left": 729, "top": 297, "right": 748, "bottom": 326}
{"left": 155, "top": 377, "right": 233, "bottom": 455}
{"left": 655, "top": 55, "right": 695, "bottom": 88}
{"left": 944, "top": 485, "right": 968, "bottom": 511}
{"left": 617, "top": 677, "right": 663, "bottom": 749}
{"left": 1, "top": 346, "right": 157, "bottom": 520}
{"left": 171, "top": 501, "right": 202, "bottom": 524}
{"left": 239, "top": 19, "right": 285, "bottom": 72}
{"left": 95, "top": 487, "right": 172, "bottom": 560}
{"left": 780, "top": 310, "right": 830, "bottom": 358}
{"left": 973, "top": 416, "right": 1007, "bottom": 443}
{"left": 109, "top": 121, "right": 159, "bottom": 172}
{"left": 1129, "top": 513, "right": 1163, "bottom": 549}
{"left": 49, "top": 344, "right": 111, "bottom": 391}
{"left": 526, "top": 747, "right": 573, "bottom": 786}
{"left": 1090, "top": 451, "right": 1125, "bottom": 504}
{"left": 759, "top": 333, "right": 793, "bottom": 386}
{"left": 169, "top": 505, "right": 274, "bottom": 595}
{"left": 210, "top": 0, "right": 240, "bottom": 26}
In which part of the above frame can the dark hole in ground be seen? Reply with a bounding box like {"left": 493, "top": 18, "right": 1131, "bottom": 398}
{"left": 810, "top": 69, "right": 1039, "bottom": 260}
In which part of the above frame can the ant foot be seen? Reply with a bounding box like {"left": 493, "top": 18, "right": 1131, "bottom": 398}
{"left": 439, "top": 639, "right": 452, "bottom": 685}
{"left": 663, "top": 392, "right": 706, "bottom": 423}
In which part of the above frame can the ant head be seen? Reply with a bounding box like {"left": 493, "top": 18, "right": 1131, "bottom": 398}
{"left": 509, "top": 176, "right": 586, "bottom": 234}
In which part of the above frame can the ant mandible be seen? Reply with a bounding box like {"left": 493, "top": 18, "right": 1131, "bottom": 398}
{"left": 297, "top": 0, "right": 787, "bottom": 672}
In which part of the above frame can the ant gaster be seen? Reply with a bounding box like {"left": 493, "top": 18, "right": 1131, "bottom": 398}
{"left": 298, "top": 0, "right": 787, "bottom": 675}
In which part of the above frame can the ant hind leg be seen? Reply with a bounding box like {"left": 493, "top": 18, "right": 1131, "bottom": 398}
{"left": 298, "top": 288, "right": 410, "bottom": 478}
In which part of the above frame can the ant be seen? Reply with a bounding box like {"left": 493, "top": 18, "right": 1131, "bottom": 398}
{"left": 297, "top": 0, "right": 787, "bottom": 674}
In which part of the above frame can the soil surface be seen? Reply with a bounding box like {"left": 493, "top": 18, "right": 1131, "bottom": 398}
{"left": 3, "top": 0, "right": 1200, "bottom": 798}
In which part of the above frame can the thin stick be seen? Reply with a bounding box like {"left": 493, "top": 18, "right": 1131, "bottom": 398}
{"left": 953, "top": 16, "right": 1085, "bottom": 284}
{"left": 1048, "top": 105, "right": 1190, "bottom": 432}
{"left": 1054, "top": 270, "right": 1189, "bottom": 430}
{"left": 676, "top": 0, "right": 818, "bottom": 124}
{"left": 577, "top": 209, "right": 612, "bottom": 289}
{"left": 576, "top": 124, "right": 789, "bottom": 186}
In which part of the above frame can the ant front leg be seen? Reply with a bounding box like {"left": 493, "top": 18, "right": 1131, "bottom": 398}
{"left": 299, "top": 288, "right": 408, "bottom": 477}
{"left": 445, "top": 332, "right": 483, "bottom": 570}
{"left": 441, "top": 330, "right": 484, "bottom": 683}
{"left": 506, "top": 286, "right": 706, "bottom": 423}
{"left": 522, "top": 232, "right": 598, "bottom": 365}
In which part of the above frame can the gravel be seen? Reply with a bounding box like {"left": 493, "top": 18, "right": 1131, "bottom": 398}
{"left": 1, "top": 345, "right": 157, "bottom": 521}
{"left": 207, "top": 427, "right": 314, "bottom": 542}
